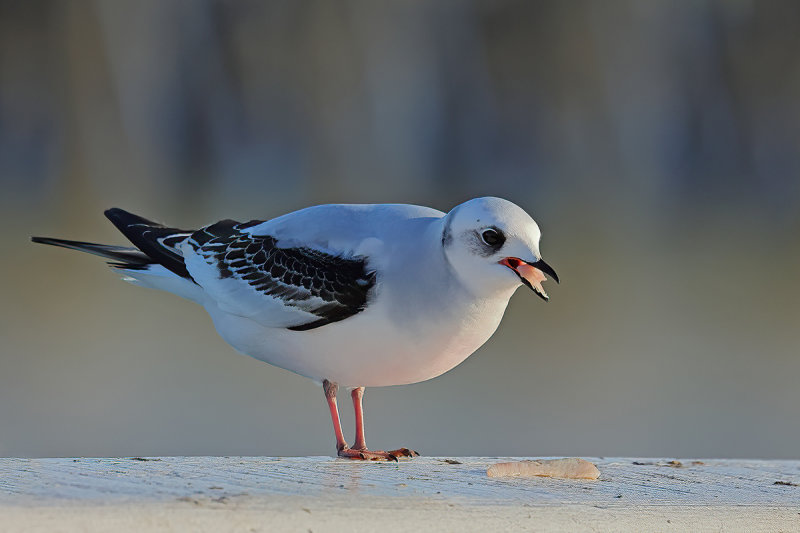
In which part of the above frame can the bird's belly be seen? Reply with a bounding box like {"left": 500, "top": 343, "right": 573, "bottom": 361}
{"left": 205, "top": 298, "right": 508, "bottom": 387}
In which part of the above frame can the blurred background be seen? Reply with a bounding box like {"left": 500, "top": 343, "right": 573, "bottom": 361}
{"left": 1, "top": 0, "right": 799, "bottom": 459}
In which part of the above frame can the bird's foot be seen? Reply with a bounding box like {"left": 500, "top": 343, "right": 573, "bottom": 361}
{"left": 337, "top": 446, "right": 419, "bottom": 461}
{"left": 387, "top": 448, "right": 419, "bottom": 459}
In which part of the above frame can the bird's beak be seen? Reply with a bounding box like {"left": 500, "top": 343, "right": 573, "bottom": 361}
{"left": 499, "top": 257, "right": 559, "bottom": 301}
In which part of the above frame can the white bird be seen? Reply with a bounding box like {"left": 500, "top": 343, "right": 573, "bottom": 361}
{"left": 32, "top": 197, "right": 558, "bottom": 460}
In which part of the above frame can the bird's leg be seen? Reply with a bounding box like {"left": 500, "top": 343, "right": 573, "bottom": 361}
{"left": 351, "top": 387, "right": 368, "bottom": 450}
{"left": 330, "top": 385, "right": 418, "bottom": 461}
{"left": 322, "top": 379, "right": 417, "bottom": 461}
{"left": 323, "top": 379, "right": 384, "bottom": 460}
{"left": 323, "top": 379, "right": 348, "bottom": 453}
{"left": 323, "top": 379, "right": 377, "bottom": 460}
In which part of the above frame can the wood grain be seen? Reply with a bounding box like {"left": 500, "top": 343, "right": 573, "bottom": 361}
{"left": 1, "top": 457, "right": 798, "bottom": 532}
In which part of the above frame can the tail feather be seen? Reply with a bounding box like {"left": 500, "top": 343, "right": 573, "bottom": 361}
{"left": 31, "top": 215, "right": 205, "bottom": 303}
{"left": 30, "top": 236, "right": 151, "bottom": 269}
{"left": 32, "top": 208, "right": 197, "bottom": 281}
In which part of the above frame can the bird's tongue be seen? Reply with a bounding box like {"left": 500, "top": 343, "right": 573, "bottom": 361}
{"left": 516, "top": 262, "right": 548, "bottom": 297}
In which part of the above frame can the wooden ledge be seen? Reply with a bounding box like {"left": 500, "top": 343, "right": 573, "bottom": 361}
{"left": 1, "top": 457, "right": 798, "bottom": 531}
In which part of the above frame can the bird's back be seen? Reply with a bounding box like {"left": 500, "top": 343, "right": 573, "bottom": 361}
{"left": 243, "top": 203, "right": 445, "bottom": 255}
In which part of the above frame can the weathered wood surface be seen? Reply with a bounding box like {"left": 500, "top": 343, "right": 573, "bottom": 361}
{"left": 1, "top": 457, "right": 799, "bottom": 532}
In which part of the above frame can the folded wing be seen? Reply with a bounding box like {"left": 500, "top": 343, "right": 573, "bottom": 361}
{"left": 184, "top": 219, "right": 377, "bottom": 331}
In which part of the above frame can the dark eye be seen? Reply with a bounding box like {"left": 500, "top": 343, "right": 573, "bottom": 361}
{"left": 481, "top": 228, "right": 504, "bottom": 247}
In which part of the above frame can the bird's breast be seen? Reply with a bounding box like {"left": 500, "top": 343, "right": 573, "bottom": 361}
{"left": 294, "top": 291, "right": 511, "bottom": 386}
{"left": 206, "top": 271, "right": 513, "bottom": 387}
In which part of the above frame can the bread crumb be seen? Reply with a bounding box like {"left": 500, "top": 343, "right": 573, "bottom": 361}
{"left": 487, "top": 458, "right": 599, "bottom": 480}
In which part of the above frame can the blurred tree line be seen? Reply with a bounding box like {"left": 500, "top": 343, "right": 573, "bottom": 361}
{"left": 1, "top": 0, "right": 798, "bottom": 225}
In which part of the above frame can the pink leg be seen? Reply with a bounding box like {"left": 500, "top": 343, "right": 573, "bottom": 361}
{"left": 322, "top": 380, "right": 419, "bottom": 461}
{"left": 351, "top": 387, "right": 367, "bottom": 450}
{"left": 323, "top": 379, "right": 348, "bottom": 452}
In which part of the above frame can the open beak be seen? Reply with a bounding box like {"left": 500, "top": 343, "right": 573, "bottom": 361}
{"left": 499, "top": 257, "right": 559, "bottom": 301}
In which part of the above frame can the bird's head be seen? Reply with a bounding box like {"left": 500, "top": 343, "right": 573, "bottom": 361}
{"left": 441, "top": 197, "right": 558, "bottom": 300}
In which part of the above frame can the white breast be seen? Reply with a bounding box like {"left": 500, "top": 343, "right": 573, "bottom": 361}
{"left": 204, "top": 283, "right": 513, "bottom": 387}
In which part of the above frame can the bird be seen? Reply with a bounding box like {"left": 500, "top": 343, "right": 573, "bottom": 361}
{"left": 32, "top": 197, "right": 558, "bottom": 461}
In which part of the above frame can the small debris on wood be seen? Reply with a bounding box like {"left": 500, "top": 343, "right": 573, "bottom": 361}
{"left": 487, "top": 458, "right": 600, "bottom": 480}
{"left": 658, "top": 460, "right": 704, "bottom": 468}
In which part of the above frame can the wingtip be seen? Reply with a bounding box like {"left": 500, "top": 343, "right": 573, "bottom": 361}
{"left": 104, "top": 208, "right": 163, "bottom": 229}
{"left": 104, "top": 207, "right": 126, "bottom": 220}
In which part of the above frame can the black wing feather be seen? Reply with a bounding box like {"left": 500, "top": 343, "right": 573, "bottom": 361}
{"left": 188, "top": 221, "right": 376, "bottom": 331}
{"left": 104, "top": 208, "right": 194, "bottom": 279}
{"left": 35, "top": 208, "right": 375, "bottom": 332}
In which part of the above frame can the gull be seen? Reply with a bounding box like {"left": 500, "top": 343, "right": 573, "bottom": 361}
{"left": 32, "top": 197, "right": 558, "bottom": 460}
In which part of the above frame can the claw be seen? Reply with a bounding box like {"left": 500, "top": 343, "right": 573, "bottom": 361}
{"left": 387, "top": 448, "right": 419, "bottom": 459}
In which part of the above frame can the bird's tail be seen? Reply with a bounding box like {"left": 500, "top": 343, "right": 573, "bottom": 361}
{"left": 31, "top": 208, "right": 196, "bottom": 278}
{"left": 32, "top": 210, "right": 205, "bottom": 303}
{"left": 29, "top": 236, "right": 152, "bottom": 270}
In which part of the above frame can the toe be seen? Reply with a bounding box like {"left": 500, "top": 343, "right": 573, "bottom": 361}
{"left": 338, "top": 448, "right": 396, "bottom": 461}
{"left": 337, "top": 447, "right": 418, "bottom": 461}
{"left": 388, "top": 448, "right": 419, "bottom": 458}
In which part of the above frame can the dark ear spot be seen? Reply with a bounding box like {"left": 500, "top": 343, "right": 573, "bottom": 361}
{"left": 467, "top": 227, "right": 505, "bottom": 257}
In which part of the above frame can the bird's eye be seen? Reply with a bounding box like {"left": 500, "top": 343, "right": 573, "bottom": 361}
{"left": 481, "top": 229, "right": 504, "bottom": 247}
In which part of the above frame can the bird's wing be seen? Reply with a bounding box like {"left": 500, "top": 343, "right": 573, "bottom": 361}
{"left": 183, "top": 219, "right": 377, "bottom": 331}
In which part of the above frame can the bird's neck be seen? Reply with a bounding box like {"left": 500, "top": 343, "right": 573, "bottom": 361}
{"left": 421, "top": 217, "right": 516, "bottom": 308}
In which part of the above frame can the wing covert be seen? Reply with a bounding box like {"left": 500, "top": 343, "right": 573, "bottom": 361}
{"left": 186, "top": 220, "right": 376, "bottom": 330}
